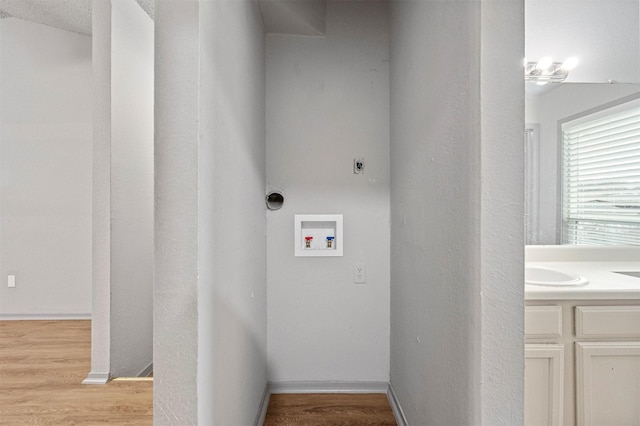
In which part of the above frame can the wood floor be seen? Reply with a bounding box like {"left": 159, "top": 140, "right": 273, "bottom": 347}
{"left": 0, "top": 320, "right": 152, "bottom": 425}
{"left": 1, "top": 320, "right": 397, "bottom": 425}
{"left": 264, "top": 393, "right": 397, "bottom": 426}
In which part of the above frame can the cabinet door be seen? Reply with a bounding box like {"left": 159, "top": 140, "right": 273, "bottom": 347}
{"left": 576, "top": 342, "right": 640, "bottom": 426}
{"left": 525, "top": 344, "right": 564, "bottom": 426}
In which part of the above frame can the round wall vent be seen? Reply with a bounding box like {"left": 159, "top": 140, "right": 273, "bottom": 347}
{"left": 266, "top": 191, "right": 284, "bottom": 210}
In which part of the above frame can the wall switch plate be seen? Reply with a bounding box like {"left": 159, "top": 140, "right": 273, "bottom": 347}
{"left": 354, "top": 263, "right": 366, "bottom": 283}
{"left": 8, "top": 275, "right": 16, "bottom": 288}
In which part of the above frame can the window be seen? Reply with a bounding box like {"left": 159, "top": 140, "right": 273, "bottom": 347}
{"left": 561, "top": 97, "right": 640, "bottom": 245}
{"left": 524, "top": 126, "right": 540, "bottom": 245}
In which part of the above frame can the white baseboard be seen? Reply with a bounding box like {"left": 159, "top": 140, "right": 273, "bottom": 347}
{"left": 254, "top": 383, "right": 270, "bottom": 426}
{"left": 82, "top": 372, "right": 110, "bottom": 385}
{"left": 0, "top": 313, "right": 91, "bottom": 320}
{"left": 387, "top": 383, "right": 408, "bottom": 426}
{"left": 268, "top": 380, "right": 389, "bottom": 394}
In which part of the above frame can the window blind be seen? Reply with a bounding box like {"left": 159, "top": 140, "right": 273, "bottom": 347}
{"left": 561, "top": 98, "right": 640, "bottom": 245}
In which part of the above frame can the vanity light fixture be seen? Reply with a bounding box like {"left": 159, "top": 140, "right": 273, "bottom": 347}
{"left": 525, "top": 56, "right": 579, "bottom": 85}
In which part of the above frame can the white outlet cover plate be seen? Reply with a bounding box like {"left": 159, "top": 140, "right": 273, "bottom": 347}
{"left": 353, "top": 263, "right": 366, "bottom": 283}
{"left": 294, "top": 214, "right": 343, "bottom": 257}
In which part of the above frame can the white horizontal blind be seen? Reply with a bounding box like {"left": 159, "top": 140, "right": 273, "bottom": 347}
{"left": 562, "top": 98, "right": 640, "bottom": 245}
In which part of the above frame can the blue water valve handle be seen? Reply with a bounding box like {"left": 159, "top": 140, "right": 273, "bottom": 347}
{"left": 326, "top": 236, "right": 335, "bottom": 248}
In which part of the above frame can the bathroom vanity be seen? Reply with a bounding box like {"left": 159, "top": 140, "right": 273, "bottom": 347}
{"left": 524, "top": 246, "right": 640, "bottom": 426}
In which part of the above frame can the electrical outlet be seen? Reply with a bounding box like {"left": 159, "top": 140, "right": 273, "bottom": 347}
{"left": 353, "top": 263, "right": 366, "bottom": 284}
{"left": 8, "top": 275, "right": 16, "bottom": 288}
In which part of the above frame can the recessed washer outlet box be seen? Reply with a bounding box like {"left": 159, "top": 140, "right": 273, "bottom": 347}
{"left": 294, "top": 214, "right": 343, "bottom": 257}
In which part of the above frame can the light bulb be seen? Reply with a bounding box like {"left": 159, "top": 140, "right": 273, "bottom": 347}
{"left": 536, "top": 81, "right": 548, "bottom": 86}
{"left": 536, "top": 57, "right": 553, "bottom": 71}
{"left": 561, "top": 57, "right": 579, "bottom": 71}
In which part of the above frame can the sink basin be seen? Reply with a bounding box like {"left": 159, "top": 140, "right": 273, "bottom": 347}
{"left": 525, "top": 266, "right": 588, "bottom": 286}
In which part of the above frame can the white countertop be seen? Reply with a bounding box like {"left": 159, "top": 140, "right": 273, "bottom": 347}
{"left": 525, "top": 246, "right": 640, "bottom": 300}
{"left": 525, "top": 261, "right": 640, "bottom": 300}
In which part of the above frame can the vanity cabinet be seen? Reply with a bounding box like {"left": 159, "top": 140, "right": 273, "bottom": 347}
{"left": 574, "top": 306, "right": 640, "bottom": 426}
{"left": 525, "top": 301, "right": 640, "bottom": 426}
{"left": 576, "top": 342, "right": 640, "bottom": 426}
{"left": 525, "top": 344, "right": 564, "bottom": 426}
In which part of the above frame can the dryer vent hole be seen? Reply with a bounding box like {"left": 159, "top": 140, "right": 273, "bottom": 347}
{"left": 266, "top": 192, "right": 284, "bottom": 210}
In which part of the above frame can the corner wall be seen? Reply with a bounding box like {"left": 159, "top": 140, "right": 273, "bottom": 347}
{"left": 90, "top": 0, "right": 154, "bottom": 379}
{"left": 198, "top": 0, "right": 267, "bottom": 424}
{"left": 479, "top": 1, "right": 525, "bottom": 422}
{"left": 154, "top": 0, "right": 267, "bottom": 423}
{"left": 154, "top": 0, "right": 199, "bottom": 421}
{"left": 389, "top": 0, "right": 524, "bottom": 423}
{"left": 266, "top": 0, "right": 390, "bottom": 384}
{"left": 0, "top": 18, "right": 92, "bottom": 317}
{"left": 109, "top": 0, "right": 154, "bottom": 378}
{"left": 389, "top": 2, "right": 481, "bottom": 422}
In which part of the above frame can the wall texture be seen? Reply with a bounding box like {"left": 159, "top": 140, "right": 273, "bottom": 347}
{"left": 266, "top": 0, "right": 390, "bottom": 384}
{"left": 389, "top": 0, "right": 524, "bottom": 424}
{"left": 154, "top": 0, "right": 267, "bottom": 423}
{"left": 154, "top": 0, "right": 199, "bottom": 422}
{"left": 389, "top": 2, "right": 480, "bottom": 422}
{"left": 0, "top": 18, "right": 92, "bottom": 317}
{"left": 198, "top": 0, "right": 267, "bottom": 424}
{"left": 479, "top": 2, "right": 525, "bottom": 423}
{"left": 526, "top": 84, "right": 640, "bottom": 244}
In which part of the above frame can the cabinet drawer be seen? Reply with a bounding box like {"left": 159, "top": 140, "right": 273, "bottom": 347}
{"left": 525, "top": 306, "right": 562, "bottom": 338}
{"left": 576, "top": 306, "right": 640, "bottom": 339}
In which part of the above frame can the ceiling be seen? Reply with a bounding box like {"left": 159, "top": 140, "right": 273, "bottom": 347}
{"left": 257, "top": 0, "right": 326, "bottom": 35}
{"left": 1, "top": 0, "right": 638, "bottom": 85}
{"left": 0, "top": 0, "right": 327, "bottom": 36}
{"left": 0, "top": 0, "right": 153, "bottom": 35}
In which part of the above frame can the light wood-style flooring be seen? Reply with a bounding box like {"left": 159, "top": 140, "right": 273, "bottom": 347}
{"left": 1, "top": 320, "right": 397, "bottom": 425}
{"left": 0, "top": 320, "right": 152, "bottom": 425}
{"left": 264, "top": 393, "right": 397, "bottom": 426}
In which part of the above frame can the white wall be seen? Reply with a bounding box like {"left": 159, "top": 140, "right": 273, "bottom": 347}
{"left": 479, "top": 2, "right": 525, "bottom": 422}
{"left": 390, "top": 0, "right": 524, "bottom": 424}
{"left": 88, "top": 0, "right": 154, "bottom": 381}
{"left": 154, "top": 0, "right": 267, "bottom": 423}
{"left": 389, "top": 2, "right": 479, "bottom": 421}
{"left": 527, "top": 83, "right": 640, "bottom": 244}
{"left": 89, "top": 0, "right": 112, "bottom": 383}
{"left": 109, "top": 0, "right": 154, "bottom": 378}
{"left": 198, "top": 0, "right": 267, "bottom": 424}
{"left": 154, "top": 0, "right": 199, "bottom": 421}
{"left": 0, "top": 18, "right": 92, "bottom": 317}
{"left": 266, "top": 0, "right": 390, "bottom": 384}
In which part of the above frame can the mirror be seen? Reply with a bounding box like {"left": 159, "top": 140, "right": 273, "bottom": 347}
{"left": 525, "top": 83, "right": 640, "bottom": 244}
{"left": 525, "top": 0, "right": 639, "bottom": 85}
{"left": 525, "top": 0, "right": 639, "bottom": 245}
